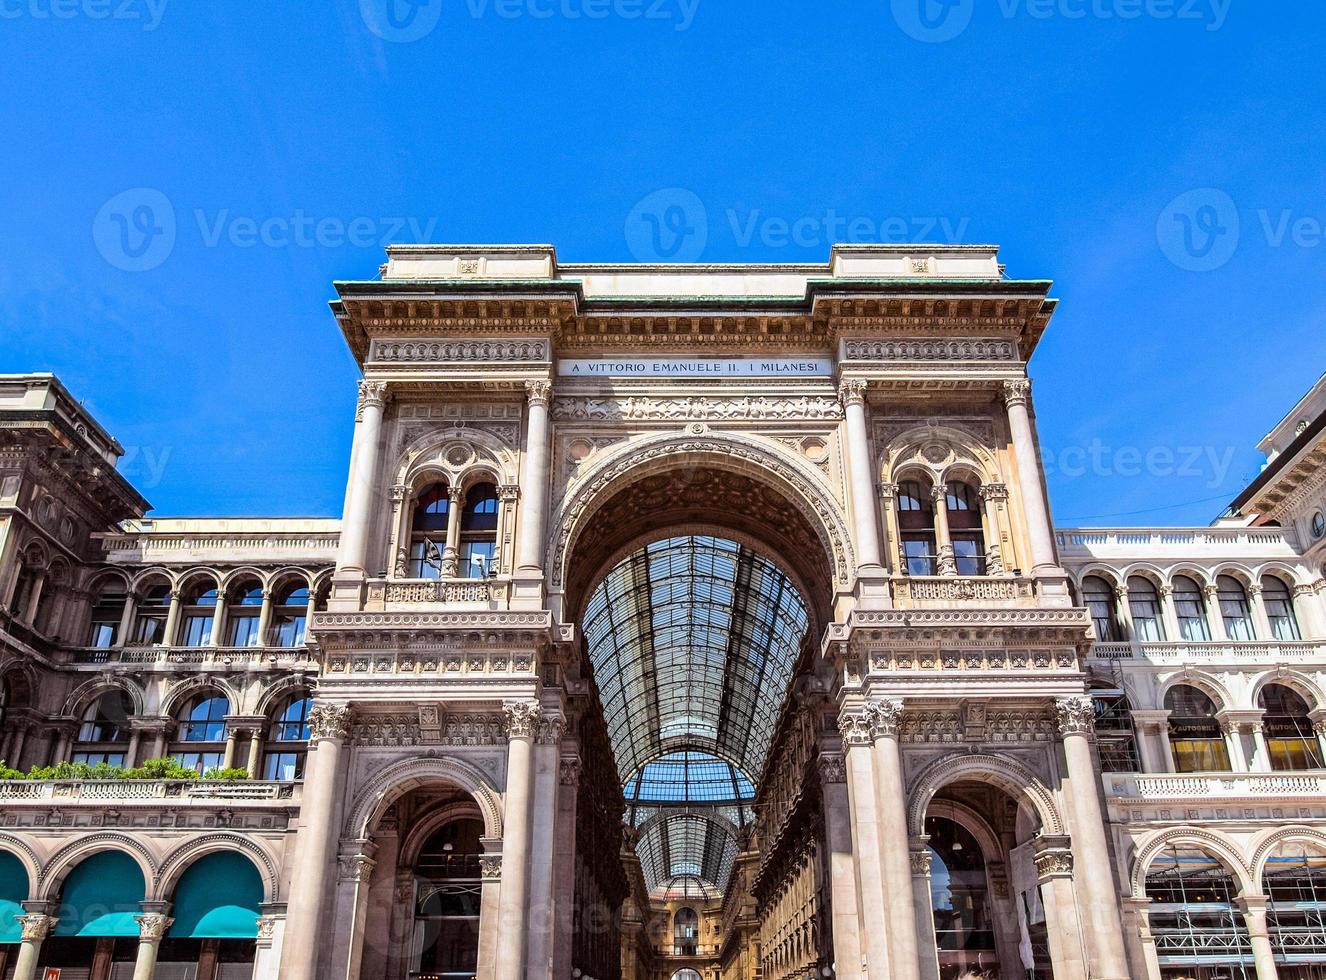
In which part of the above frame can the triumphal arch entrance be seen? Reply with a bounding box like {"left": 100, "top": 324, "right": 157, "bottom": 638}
{"left": 279, "top": 244, "right": 1133, "bottom": 980}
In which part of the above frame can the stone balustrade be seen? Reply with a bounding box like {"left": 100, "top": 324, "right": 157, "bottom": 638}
{"left": 0, "top": 779, "right": 299, "bottom": 802}
{"left": 1105, "top": 771, "right": 1326, "bottom": 800}
{"left": 66, "top": 645, "right": 318, "bottom": 668}
{"left": 1088, "top": 639, "right": 1326, "bottom": 663}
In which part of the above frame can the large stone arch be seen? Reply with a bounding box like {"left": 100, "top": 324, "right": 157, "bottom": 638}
{"left": 37, "top": 832, "right": 157, "bottom": 897}
{"left": 344, "top": 754, "right": 504, "bottom": 841}
{"left": 1129, "top": 827, "right": 1253, "bottom": 899}
{"left": 547, "top": 428, "right": 854, "bottom": 623}
{"left": 1250, "top": 825, "right": 1326, "bottom": 893}
{"left": 0, "top": 833, "right": 41, "bottom": 895}
{"left": 906, "top": 752, "right": 1065, "bottom": 839}
{"left": 154, "top": 833, "right": 282, "bottom": 903}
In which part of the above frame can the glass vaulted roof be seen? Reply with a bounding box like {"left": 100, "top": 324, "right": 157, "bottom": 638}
{"left": 584, "top": 535, "right": 809, "bottom": 899}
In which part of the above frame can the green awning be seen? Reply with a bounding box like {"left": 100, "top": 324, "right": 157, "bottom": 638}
{"left": 54, "top": 852, "right": 145, "bottom": 937}
{"left": 0, "top": 851, "right": 28, "bottom": 943}
{"left": 169, "top": 852, "right": 262, "bottom": 939}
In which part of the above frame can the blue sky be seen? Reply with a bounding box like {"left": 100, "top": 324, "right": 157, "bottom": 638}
{"left": 2, "top": 1, "right": 1323, "bottom": 525}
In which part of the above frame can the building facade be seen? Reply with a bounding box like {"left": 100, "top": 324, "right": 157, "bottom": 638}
{"left": 0, "top": 243, "right": 1323, "bottom": 980}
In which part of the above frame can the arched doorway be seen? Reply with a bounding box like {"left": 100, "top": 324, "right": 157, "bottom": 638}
{"left": 411, "top": 818, "right": 484, "bottom": 980}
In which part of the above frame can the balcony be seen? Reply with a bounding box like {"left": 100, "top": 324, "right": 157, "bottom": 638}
{"left": 0, "top": 779, "right": 299, "bottom": 802}
{"left": 0, "top": 779, "right": 301, "bottom": 831}
{"left": 1089, "top": 639, "right": 1326, "bottom": 663}
{"left": 1105, "top": 771, "right": 1326, "bottom": 800}
{"left": 64, "top": 644, "right": 318, "bottom": 669}
{"left": 892, "top": 575, "right": 1037, "bottom": 608}
{"left": 363, "top": 577, "right": 511, "bottom": 608}
{"left": 1057, "top": 526, "right": 1300, "bottom": 558}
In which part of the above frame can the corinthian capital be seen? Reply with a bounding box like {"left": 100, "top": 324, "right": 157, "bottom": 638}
{"left": 1002, "top": 379, "right": 1031, "bottom": 407}
{"left": 136, "top": 913, "right": 174, "bottom": 942}
{"left": 502, "top": 700, "right": 543, "bottom": 740}
{"left": 355, "top": 380, "right": 389, "bottom": 420}
{"left": 308, "top": 702, "right": 354, "bottom": 740}
{"left": 525, "top": 380, "right": 553, "bottom": 406}
{"left": 18, "top": 913, "right": 57, "bottom": 942}
{"left": 1054, "top": 696, "right": 1096, "bottom": 737}
{"left": 866, "top": 697, "right": 905, "bottom": 740}
{"left": 837, "top": 709, "right": 873, "bottom": 747}
{"left": 838, "top": 378, "right": 869, "bottom": 408}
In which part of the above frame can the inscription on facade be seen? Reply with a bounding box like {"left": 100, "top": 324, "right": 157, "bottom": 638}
{"left": 557, "top": 357, "right": 833, "bottom": 378}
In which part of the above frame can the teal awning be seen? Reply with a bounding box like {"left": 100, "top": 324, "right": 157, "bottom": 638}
{"left": 169, "top": 852, "right": 262, "bottom": 939}
{"left": 54, "top": 852, "right": 145, "bottom": 937}
{"left": 0, "top": 851, "right": 28, "bottom": 943}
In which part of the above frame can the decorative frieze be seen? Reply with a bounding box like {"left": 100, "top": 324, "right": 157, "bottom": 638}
{"left": 550, "top": 394, "right": 842, "bottom": 422}
{"left": 370, "top": 339, "right": 550, "bottom": 363}
{"left": 352, "top": 711, "right": 506, "bottom": 747}
{"left": 843, "top": 338, "right": 1018, "bottom": 361}
{"left": 324, "top": 648, "right": 536, "bottom": 678}
{"left": 559, "top": 757, "right": 582, "bottom": 787}
{"left": 866, "top": 647, "right": 1079, "bottom": 673}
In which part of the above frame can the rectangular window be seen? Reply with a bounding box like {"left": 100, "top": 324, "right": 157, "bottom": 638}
{"left": 133, "top": 615, "right": 166, "bottom": 645}
{"left": 263, "top": 752, "right": 305, "bottom": 781}
{"left": 71, "top": 751, "right": 126, "bottom": 766}
{"left": 90, "top": 622, "right": 119, "bottom": 648}
{"left": 902, "top": 538, "right": 936, "bottom": 576}
{"left": 174, "top": 751, "right": 224, "bottom": 774}
{"left": 460, "top": 540, "right": 497, "bottom": 579}
{"left": 274, "top": 615, "right": 306, "bottom": 647}
{"left": 952, "top": 538, "right": 986, "bottom": 576}
{"left": 1170, "top": 737, "right": 1230, "bottom": 773}
{"left": 1266, "top": 599, "right": 1302, "bottom": 641}
{"left": 181, "top": 614, "right": 213, "bottom": 647}
{"left": 228, "top": 614, "right": 261, "bottom": 647}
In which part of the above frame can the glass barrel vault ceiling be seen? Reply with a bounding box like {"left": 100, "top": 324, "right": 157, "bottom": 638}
{"left": 583, "top": 535, "right": 810, "bottom": 898}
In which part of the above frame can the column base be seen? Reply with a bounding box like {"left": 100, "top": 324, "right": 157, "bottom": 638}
{"left": 852, "top": 565, "right": 893, "bottom": 608}
{"left": 325, "top": 572, "right": 367, "bottom": 611}
{"left": 510, "top": 569, "right": 546, "bottom": 608}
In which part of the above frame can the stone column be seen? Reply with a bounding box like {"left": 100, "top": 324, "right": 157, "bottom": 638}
{"left": 1122, "top": 897, "right": 1163, "bottom": 980}
{"left": 329, "top": 844, "right": 377, "bottom": 980}
{"left": 117, "top": 591, "right": 138, "bottom": 646}
{"left": 1056, "top": 697, "right": 1130, "bottom": 979}
{"left": 210, "top": 591, "right": 226, "bottom": 647}
{"left": 132, "top": 910, "right": 173, "bottom": 980}
{"left": 867, "top": 698, "right": 921, "bottom": 980}
{"left": 817, "top": 752, "right": 863, "bottom": 979}
{"left": 1293, "top": 584, "right": 1322, "bottom": 639}
{"left": 838, "top": 708, "right": 891, "bottom": 978}
{"left": 1219, "top": 713, "right": 1250, "bottom": 771}
{"left": 910, "top": 844, "right": 941, "bottom": 980}
{"left": 1237, "top": 896, "right": 1280, "bottom": 980}
{"left": 1158, "top": 585, "right": 1182, "bottom": 643}
{"left": 494, "top": 700, "right": 539, "bottom": 980}
{"left": 441, "top": 486, "right": 464, "bottom": 577}
{"left": 1003, "top": 380, "right": 1058, "bottom": 575}
{"left": 222, "top": 726, "right": 240, "bottom": 770}
{"left": 930, "top": 484, "right": 955, "bottom": 576}
{"left": 279, "top": 702, "right": 352, "bottom": 980}
{"left": 1034, "top": 840, "right": 1088, "bottom": 980}
{"left": 252, "top": 908, "right": 286, "bottom": 980}
{"left": 1130, "top": 710, "right": 1172, "bottom": 774}
{"left": 162, "top": 589, "right": 183, "bottom": 646}
{"left": 515, "top": 380, "right": 553, "bottom": 573}
{"left": 476, "top": 843, "right": 503, "bottom": 980}
{"left": 839, "top": 380, "right": 884, "bottom": 573}
{"left": 551, "top": 754, "right": 581, "bottom": 979}
{"left": 12, "top": 913, "right": 57, "bottom": 980}
{"left": 1114, "top": 583, "right": 1137, "bottom": 639}
{"left": 878, "top": 482, "right": 901, "bottom": 576}
{"left": 525, "top": 712, "right": 564, "bottom": 977}
{"left": 1248, "top": 585, "right": 1275, "bottom": 641}
{"left": 1204, "top": 583, "right": 1228, "bottom": 640}
{"left": 125, "top": 729, "right": 143, "bottom": 768}
{"left": 978, "top": 483, "right": 1011, "bottom": 575}
{"left": 256, "top": 589, "right": 274, "bottom": 644}
{"left": 334, "top": 380, "right": 390, "bottom": 577}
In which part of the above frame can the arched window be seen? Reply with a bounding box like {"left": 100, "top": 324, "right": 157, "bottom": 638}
{"left": 1127, "top": 576, "right": 1166, "bottom": 641}
{"left": 1092, "top": 686, "right": 1140, "bottom": 772}
{"left": 670, "top": 972, "right": 703, "bottom": 980}
{"left": 673, "top": 906, "right": 699, "bottom": 956}
{"left": 925, "top": 816, "right": 997, "bottom": 973}
{"left": 413, "top": 818, "right": 484, "bottom": 979}
{"left": 1218, "top": 575, "right": 1255, "bottom": 641}
{"left": 1173, "top": 575, "right": 1212, "bottom": 641}
{"left": 1259, "top": 684, "right": 1323, "bottom": 771}
{"left": 459, "top": 483, "right": 499, "bottom": 579}
{"left": 72, "top": 690, "right": 134, "bottom": 765}
{"left": 174, "top": 692, "right": 230, "bottom": 773}
{"left": 226, "top": 582, "right": 264, "bottom": 647}
{"left": 945, "top": 481, "right": 986, "bottom": 576}
{"left": 178, "top": 582, "right": 219, "bottom": 647}
{"left": 133, "top": 583, "right": 171, "bottom": 645}
{"left": 898, "top": 479, "right": 937, "bottom": 576}
{"left": 1083, "top": 576, "right": 1123, "bottom": 642}
{"left": 1263, "top": 576, "right": 1302, "bottom": 641}
{"left": 1264, "top": 841, "right": 1326, "bottom": 967}
{"left": 410, "top": 482, "right": 451, "bottom": 579}
{"left": 88, "top": 581, "right": 127, "bottom": 648}
{"left": 1145, "top": 846, "right": 1253, "bottom": 977}
{"left": 271, "top": 584, "right": 309, "bottom": 647}
{"left": 263, "top": 695, "right": 311, "bottom": 781}
{"left": 1165, "top": 685, "right": 1230, "bottom": 772}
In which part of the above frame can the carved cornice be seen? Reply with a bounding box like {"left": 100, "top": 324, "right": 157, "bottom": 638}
{"left": 551, "top": 394, "right": 842, "bottom": 423}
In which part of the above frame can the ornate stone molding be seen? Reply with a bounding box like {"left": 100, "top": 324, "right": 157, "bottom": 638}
{"left": 525, "top": 379, "right": 552, "bottom": 406}
{"left": 843, "top": 338, "right": 1018, "bottom": 361}
{"left": 479, "top": 854, "right": 503, "bottom": 880}
{"left": 255, "top": 916, "right": 278, "bottom": 942}
{"left": 910, "top": 850, "right": 932, "bottom": 876}
{"left": 135, "top": 913, "right": 173, "bottom": 941}
{"left": 866, "top": 697, "right": 905, "bottom": 740}
{"left": 551, "top": 394, "right": 843, "bottom": 422}
{"left": 502, "top": 700, "right": 543, "bottom": 741}
{"left": 837, "top": 710, "right": 873, "bottom": 748}
{"left": 559, "top": 757, "right": 582, "bottom": 787}
{"left": 1034, "top": 845, "right": 1074, "bottom": 879}
{"left": 355, "top": 380, "right": 389, "bottom": 421}
{"left": 977, "top": 482, "right": 1009, "bottom": 502}
{"left": 1055, "top": 697, "right": 1096, "bottom": 737}
{"left": 838, "top": 378, "right": 869, "bottom": 408}
{"left": 371, "top": 339, "right": 550, "bottom": 363}
{"left": 816, "top": 753, "right": 846, "bottom": 784}
{"left": 338, "top": 853, "right": 377, "bottom": 884}
{"left": 536, "top": 715, "right": 567, "bottom": 745}
{"left": 18, "top": 913, "right": 57, "bottom": 942}
{"left": 308, "top": 703, "right": 354, "bottom": 740}
{"left": 1002, "top": 379, "right": 1030, "bottom": 407}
